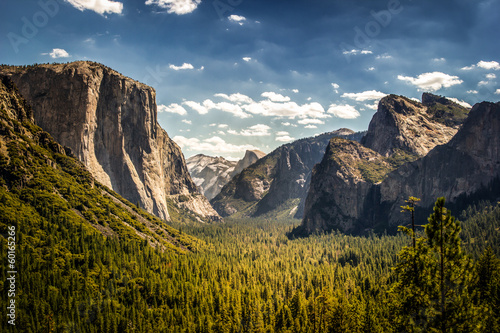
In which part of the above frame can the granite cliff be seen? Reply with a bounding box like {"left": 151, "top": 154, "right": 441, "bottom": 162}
{"left": 292, "top": 94, "right": 481, "bottom": 236}
{"left": 210, "top": 129, "right": 364, "bottom": 218}
{"left": 0, "top": 62, "right": 219, "bottom": 221}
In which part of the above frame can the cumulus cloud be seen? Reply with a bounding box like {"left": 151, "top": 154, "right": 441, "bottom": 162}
{"left": 495, "top": 89, "right": 500, "bottom": 95}
{"left": 276, "top": 135, "right": 295, "bottom": 142}
{"left": 158, "top": 103, "right": 187, "bottom": 115}
{"left": 228, "top": 14, "right": 246, "bottom": 22}
{"left": 261, "top": 92, "right": 290, "bottom": 102}
{"left": 230, "top": 124, "right": 272, "bottom": 136}
{"left": 297, "top": 118, "right": 325, "bottom": 125}
{"left": 461, "top": 60, "right": 500, "bottom": 71}
{"left": 478, "top": 61, "right": 500, "bottom": 70}
{"left": 169, "top": 63, "right": 194, "bottom": 70}
{"left": 182, "top": 119, "right": 192, "bottom": 125}
{"left": 292, "top": 89, "right": 299, "bottom": 93}
{"left": 327, "top": 104, "right": 360, "bottom": 119}
{"left": 486, "top": 73, "right": 497, "bottom": 80}
{"left": 243, "top": 100, "right": 329, "bottom": 119}
{"left": 397, "top": 72, "right": 463, "bottom": 91}
{"left": 145, "top": 0, "right": 201, "bottom": 15}
{"left": 331, "top": 83, "right": 340, "bottom": 93}
{"left": 447, "top": 98, "right": 472, "bottom": 108}
{"left": 66, "top": 0, "right": 123, "bottom": 15}
{"left": 376, "top": 54, "right": 392, "bottom": 59}
{"left": 304, "top": 125, "right": 317, "bottom": 129}
{"left": 467, "top": 90, "right": 478, "bottom": 94}
{"left": 183, "top": 101, "right": 208, "bottom": 114}
{"left": 276, "top": 131, "right": 289, "bottom": 136}
{"left": 214, "top": 93, "right": 254, "bottom": 104}
{"left": 342, "top": 49, "right": 372, "bottom": 55}
{"left": 342, "top": 90, "right": 387, "bottom": 102}
{"left": 242, "top": 57, "right": 252, "bottom": 62}
{"left": 173, "top": 136, "right": 259, "bottom": 154}
{"left": 203, "top": 100, "right": 251, "bottom": 118}
{"left": 45, "top": 48, "right": 70, "bottom": 58}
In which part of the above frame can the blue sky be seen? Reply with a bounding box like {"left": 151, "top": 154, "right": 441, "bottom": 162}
{"left": 1, "top": 0, "right": 499, "bottom": 160}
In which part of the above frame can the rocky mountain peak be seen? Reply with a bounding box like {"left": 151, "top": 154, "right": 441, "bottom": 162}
{"left": 361, "top": 94, "right": 464, "bottom": 157}
{"left": 231, "top": 149, "right": 266, "bottom": 177}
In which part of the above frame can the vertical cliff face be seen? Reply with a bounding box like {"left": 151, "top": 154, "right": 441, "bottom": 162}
{"left": 292, "top": 97, "right": 500, "bottom": 235}
{"left": 231, "top": 150, "right": 266, "bottom": 177}
{"left": 0, "top": 62, "right": 219, "bottom": 221}
{"left": 379, "top": 101, "right": 500, "bottom": 226}
{"left": 210, "top": 129, "right": 364, "bottom": 218}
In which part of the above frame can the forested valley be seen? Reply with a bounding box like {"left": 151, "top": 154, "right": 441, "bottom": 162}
{"left": 1, "top": 196, "right": 499, "bottom": 332}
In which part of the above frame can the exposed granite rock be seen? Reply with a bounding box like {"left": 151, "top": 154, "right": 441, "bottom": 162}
{"left": 0, "top": 61, "right": 219, "bottom": 221}
{"left": 293, "top": 99, "right": 498, "bottom": 236}
{"left": 361, "top": 94, "right": 468, "bottom": 157}
{"left": 379, "top": 101, "right": 500, "bottom": 226}
{"left": 231, "top": 149, "right": 266, "bottom": 177}
{"left": 292, "top": 138, "right": 390, "bottom": 235}
{"left": 186, "top": 154, "right": 237, "bottom": 200}
{"left": 210, "top": 129, "right": 365, "bottom": 218}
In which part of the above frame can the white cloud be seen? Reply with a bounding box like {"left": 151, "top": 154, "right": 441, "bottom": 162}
{"left": 397, "top": 72, "right": 463, "bottom": 91}
{"left": 276, "top": 135, "right": 295, "bottom": 142}
{"left": 47, "top": 48, "right": 70, "bottom": 58}
{"left": 183, "top": 101, "right": 208, "bottom": 114}
{"left": 304, "top": 125, "right": 317, "bottom": 129}
{"left": 182, "top": 119, "right": 192, "bottom": 125}
{"left": 243, "top": 100, "right": 329, "bottom": 119}
{"left": 238, "top": 124, "right": 271, "bottom": 136}
{"left": 367, "top": 67, "right": 375, "bottom": 71}
{"left": 478, "top": 80, "right": 490, "bottom": 86}
{"left": 467, "top": 90, "right": 478, "bottom": 94}
{"left": 432, "top": 58, "right": 446, "bottom": 62}
{"left": 342, "top": 90, "right": 387, "bottom": 102}
{"left": 228, "top": 14, "right": 246, "bottom": 22}
{"left": 477, "top": 61, "right": 500, "bottom": 70}
{"left": 145, "top": 0, "right": 200, "bottom": 15}
{"left": 169, "top": 63, "right": 194, "bottom": 70}
{"left": 203, "top": 99, "right": 251, "bottom": 118}
{"left": 331, "top": 83, "right": 340, "bottom": 93}
{"left": 495, "top": 89, "right": 500, "bottom": 95}
{"left": 297, "top": 118, "right": 325, "bottom": 125}
{"left": 486, "top": 73, "right": 497, "bottom": 80}
{"left": 218, "top": 124, "right": 229, "bottom": 128}
{"left": 292, "top": 89, "right": 299, "bottom": 93}
{"left": 281, "top": 122, "right": 297, "bottom": 127}
{"left": 261, "top": 92, "right": 290, "bottom": 102}
{"left": 66, "top": 0, "right": 123, "bottom": 15}
{"left": 364, "top": 102, "right": 379, "bottom": 110}
{"left": 276, "top": 131, "right": 289, "bottom": 136}
{"left": 214, "top": 93, "right": 254, "bottom": 104}
{"left": 242, "top": 57, "right": 252, "bottom": 62}
{"left": 461, "top": 60, "right": 500, "bottom": 71}
{"left": 342, "top": 49, "right": 372, "bottom": 55}
{"left": 376, "top": 54, "right": 392, "bottom": 59}
{"left": 447, "top": 98, "right": 472, "bottom": 108}
{"left": 173, "top": 136, "right": 259, "bottom": 154}
{"left": 327, "top": 104, "right": 360, "bottom": 119}
{"left": 158, "top": 103, "right": 187, "bottom": 115}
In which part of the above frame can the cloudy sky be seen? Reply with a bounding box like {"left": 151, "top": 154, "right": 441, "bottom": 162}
{"left": 1, "top": 0, "right": 499, "bottom": 160}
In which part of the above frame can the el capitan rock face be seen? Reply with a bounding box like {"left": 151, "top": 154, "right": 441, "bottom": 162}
{"left": 0, "top": 61, "right": 219, "bottom": 221}
{"left": 292, "top": 94, "right": 486, "bottom": 237}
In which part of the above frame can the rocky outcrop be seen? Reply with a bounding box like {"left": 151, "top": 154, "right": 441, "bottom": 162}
{"left": 0, "top": 62, "right": 219, "bottom": 221}
{"left": 293, "top": 98, "right": 498, "bottom": 237}
{"left": 231, "top": 150, "right": 266, "bottom": 177}
{"left": 210, "top": 129, "right": 364, "bottom": 218}
{"left": 379, "top": 101, "right": 500, "bottom": 226}
{"left": 361, "top": 94, "right": 468, "bottom": 157}
{"left": 186, "top": 154, "right": 237, "bottom": 200}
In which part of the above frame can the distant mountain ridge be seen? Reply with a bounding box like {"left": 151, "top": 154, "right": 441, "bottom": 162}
{"left": 210, "top": 128, "right": 365, "bottom": 219}
{"left": 0, "top": 61, "right": 219, "bottom": 222}
{"left": 186, "top": 149, "right": 266, "bottom": 201}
